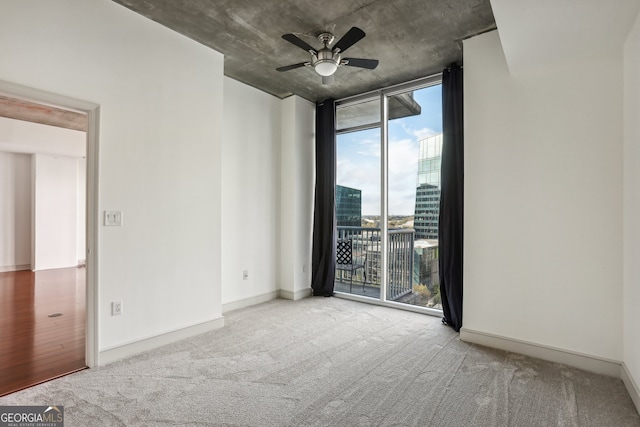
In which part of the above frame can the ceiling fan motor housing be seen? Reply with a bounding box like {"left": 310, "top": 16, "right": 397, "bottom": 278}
{"left": 311, "top": 32, "right": 340, "bottom": 76}
{"left": 317, "top": 32, "right": 335, "bottom": 46}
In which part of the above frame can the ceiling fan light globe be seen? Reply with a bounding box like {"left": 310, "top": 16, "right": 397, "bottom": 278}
{"left": 314, "top": 60, "right": 338, "bottom": 76}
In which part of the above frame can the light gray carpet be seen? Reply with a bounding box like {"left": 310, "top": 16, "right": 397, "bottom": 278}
{"left": 1, "top": 297, "right": 638, "bottom": 426}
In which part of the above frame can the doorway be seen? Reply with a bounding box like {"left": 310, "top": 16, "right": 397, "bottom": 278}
{"left": 0, "top": 82, "right": 99, "bottom": 395}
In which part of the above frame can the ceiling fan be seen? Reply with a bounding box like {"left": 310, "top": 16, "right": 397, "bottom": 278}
{"left": 276, "top": 27, "right": 379, "bottom": 85}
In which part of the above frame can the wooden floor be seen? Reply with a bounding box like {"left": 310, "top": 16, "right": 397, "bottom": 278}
{"left": 0, "top": 267, "right": 86, "bottom": 396}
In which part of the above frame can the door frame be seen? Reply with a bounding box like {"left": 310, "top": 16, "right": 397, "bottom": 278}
{"left": 0, "top": 80, "right": 100, "bottom": 368}
{"left": 334, "top": 73, "right": 443, "bottom": 316}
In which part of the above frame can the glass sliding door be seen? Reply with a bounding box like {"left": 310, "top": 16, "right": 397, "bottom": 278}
{"left": 386, "top": 84, "right": 443, "bottom": 310}
{"left": 335, "top": 97, "right": 381, "bottom": 298}
{"left": 334, "top": 76, "right": 443, "bottom": 315}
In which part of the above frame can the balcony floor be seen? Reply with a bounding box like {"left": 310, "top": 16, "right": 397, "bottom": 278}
{"left": 334, "top": 280, "right": 414, "bottom": 302}
{"left": 334, "top": 280, "right": 443, "bottom": 311}
{"left": 334, "top": 280, "right": 380, "bottom": 299}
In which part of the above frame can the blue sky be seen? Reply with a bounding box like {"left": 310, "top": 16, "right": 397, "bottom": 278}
{"left": 337, "top": 85, "right": 442, "bottom": 215}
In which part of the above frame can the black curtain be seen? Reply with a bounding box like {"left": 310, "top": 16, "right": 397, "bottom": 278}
{"left": 311, "top": 99, "right": 337, "bottom": 296}
{"left": 439, "top": 65, "right": 464, "bottom": 332}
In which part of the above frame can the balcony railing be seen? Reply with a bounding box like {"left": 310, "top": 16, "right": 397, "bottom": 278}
{"left": 335, "top": 226, "right": 414, "bottom": 301}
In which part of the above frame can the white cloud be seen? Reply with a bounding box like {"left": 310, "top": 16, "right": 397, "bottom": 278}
{"left": 337, "top": 121, "right": 444, "bottom": 215}
{"left": 356, "top": 138, "right": 381, "bottom": 158}
{"left": 337, "top": 156, "right": 381, "bottom": 215}
{"left": 338, "top": 137, "right": 420, "bottom": 216}
{"left": 401, "top": 123, "right": 440, "bottom": 141}
{"left": 388, "top": 138, "right": 419, "bottom": 215}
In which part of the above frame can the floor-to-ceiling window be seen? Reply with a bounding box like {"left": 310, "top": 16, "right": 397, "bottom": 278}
{"left": 335, "top": 97, "right": 381, "bottom": 297}
{"left": 334, "top": 76, "right": 443, "bottom": 315}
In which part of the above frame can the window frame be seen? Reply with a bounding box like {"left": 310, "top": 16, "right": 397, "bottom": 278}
{"left": 334, "top": 73, "right": 444, "bottom": 316}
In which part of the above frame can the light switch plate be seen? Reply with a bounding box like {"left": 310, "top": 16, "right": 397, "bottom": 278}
{"left": 104, "top": 211, "right": 123, "bottom": 226}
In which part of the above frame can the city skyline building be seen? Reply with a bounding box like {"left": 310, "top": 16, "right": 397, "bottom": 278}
{"left": 414, "top": 134, "right": 442, "bottom": 239}
{"left": 336, "top": 184, "right": 362, "bottom": 227}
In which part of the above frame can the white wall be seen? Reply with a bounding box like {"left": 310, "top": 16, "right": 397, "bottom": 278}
{"left": 279, "top": 96, "right": 315, "bottom": 300}
{"left": 623, "top": 10, "right": 640, "bottom": 402}
{"left": 463, "top": 31, "right": 623, "bottom": 361}
{"left": 0, "top": 152, "right": 31, "bottom": 271}
{"left": 490, "top": 0, "right": 640, "bottom": 75}
{"left": 221, "top": 86, "right": 315, "bottom": 307}
{"left": 33, "top": 154, "right": 78, "bottom": 270}
{"left": 221, "top": 77, "right": 282, "bottom": 309}
{"left": 0, "top": 0, "right": 224, "bottom": 352}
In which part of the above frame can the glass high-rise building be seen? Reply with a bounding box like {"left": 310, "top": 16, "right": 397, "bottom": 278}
{"left": 414, "top": 134, "right": 442, "bottom": 239}
{"left": 336, "top": 185, "right": 362, "bottom": 227}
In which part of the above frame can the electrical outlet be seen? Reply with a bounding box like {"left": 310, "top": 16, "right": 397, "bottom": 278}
{"left": 112, "top": 301, "right": 123, "bottom": 316}
{"left": 242, "top": 270, "right": 249, "bottom": 280}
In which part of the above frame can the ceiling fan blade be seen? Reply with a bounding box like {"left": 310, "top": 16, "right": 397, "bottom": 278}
{"left": 282, "top": 34, "right": 316, "bottom": 53}
{"left": 343, "top": 58, "right": 379, "bottom": 70}
{"left": 322, "top": 75, "right": 335, "bottom": 85}
{"left": 276, "top": 62, "right": 308, "bottom": 72}
{"left": 332, "top": 27, "right": 366, "bottom": 53}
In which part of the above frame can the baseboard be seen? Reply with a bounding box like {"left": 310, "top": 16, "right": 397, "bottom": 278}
{"left": 222, "top": 291, "right": 279, "bottom": 314}
{"left": 460, "top": 327, "right": 621, "bottom": 377}
{"left": 279, "top": 287, "right": 312, "bottom": 301}
{"left": 0, "top": 264, "right": 30, "bottom": 273}
{"left": 99, "top": 316, "right": 225, "bottom": 366}
{"left": 621, "top": 362, "right": 640, "bottom": 415}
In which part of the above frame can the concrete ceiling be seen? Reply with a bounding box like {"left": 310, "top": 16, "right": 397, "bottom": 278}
{"left": 111, "top": 0, "right": 496, "bottom": 103}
